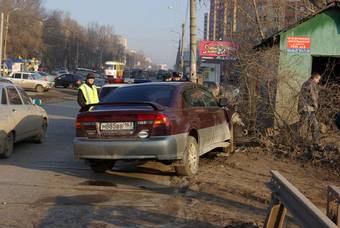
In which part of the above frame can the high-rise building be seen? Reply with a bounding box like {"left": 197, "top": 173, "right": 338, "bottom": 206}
{"left": 203, "top": 13, "right": 210, "bottom": 40}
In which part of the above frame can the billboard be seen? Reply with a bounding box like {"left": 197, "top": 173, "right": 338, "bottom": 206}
{"left": 287, "top": 36, "right": 311, "bottom": 53}
{"left": 199, "top": 40, "right": 239, "bottom": 60}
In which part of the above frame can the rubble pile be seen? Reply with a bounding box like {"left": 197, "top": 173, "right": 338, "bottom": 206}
{"left": 318, "top": 84, "right": 340, "bottom": 129}
{"left": 258, "top": 131, "right": 340, "bottom": 175}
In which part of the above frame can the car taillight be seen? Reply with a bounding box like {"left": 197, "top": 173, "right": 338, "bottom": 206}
{"left": 76, "top": 116, "right": 97, "bottom": 129}
{"left": 153, "top": 114, "right": 170, "bottom": 127}
{"left": 150, "top": 113, "right": 171, "bottom": 136}
{"left": 44, "top": 76, "right": 48, "bottom": 81}
{"left": 111, "top": 78, "right": 124, "bottom": 84}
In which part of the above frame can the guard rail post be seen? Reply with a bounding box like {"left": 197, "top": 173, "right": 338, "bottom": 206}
{"left": 327, "top": 185, "right": 340, "bottom": 226}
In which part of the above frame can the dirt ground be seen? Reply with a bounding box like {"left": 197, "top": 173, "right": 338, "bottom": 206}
{"left": 168, "top": 147, "right": 340, "bottom": 227}
{"left": 28, "top": 88, "right": 78, "bottom": 104}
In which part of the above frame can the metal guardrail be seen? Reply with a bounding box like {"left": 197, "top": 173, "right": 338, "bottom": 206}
{"left": 327, "top": 185, "right": 340, "bottom": 226}
{"left": 264, "top": 170, "right": 338, "bottom": 228}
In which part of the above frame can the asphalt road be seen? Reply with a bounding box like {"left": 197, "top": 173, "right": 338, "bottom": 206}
{"left": 0, "top": 101, "right": 201, "bottom": 228}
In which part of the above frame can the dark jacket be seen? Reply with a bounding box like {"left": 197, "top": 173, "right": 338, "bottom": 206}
{"left": 298, "top": 79, "right": 319, "bottom": 113}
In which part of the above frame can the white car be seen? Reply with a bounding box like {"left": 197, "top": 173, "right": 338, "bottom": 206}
{"left": 0, "top": 82, "right": 48, "bottom": 158}
{"left": 9, "top": 72, "right": 51, "bottom": 93}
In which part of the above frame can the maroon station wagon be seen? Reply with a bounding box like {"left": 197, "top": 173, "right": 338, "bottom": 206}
{"left": 74, "top": 82, "right": 234, "bottom": 176}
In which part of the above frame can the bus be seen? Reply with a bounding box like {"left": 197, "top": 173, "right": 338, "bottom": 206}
{"left": 104, "top": 61, "right": 125, "bottom": 79}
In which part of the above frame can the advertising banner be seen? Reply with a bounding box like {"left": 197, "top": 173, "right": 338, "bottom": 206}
{"left": 287, "top": 37, "right": 311, "bottom": 53}
{"left": 199, "top": 41, "right": 239, "bottom": 60}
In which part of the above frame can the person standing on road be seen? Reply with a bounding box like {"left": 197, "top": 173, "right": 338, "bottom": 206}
{"left": 77, "top": 73, "right": 99, "bottom": 112}
{"left": 298, "top": 72, "right": 321, "bottom": 144}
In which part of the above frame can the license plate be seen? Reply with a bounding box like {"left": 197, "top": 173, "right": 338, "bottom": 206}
{"left": 100, "top": 122, "right": 134, "bottom": 131}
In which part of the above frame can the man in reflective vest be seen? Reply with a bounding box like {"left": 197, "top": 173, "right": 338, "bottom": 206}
{"left": 77, "top": 73, "right": 99, "bottom": 112}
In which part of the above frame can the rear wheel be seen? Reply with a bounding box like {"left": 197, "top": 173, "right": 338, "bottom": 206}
{"left": 0, "top": 132, "right": 14, "bottom": 158}
{"left": 36, "top": 85, "right": 44, "bottom": 93}
{"left": 88, "top": 160, "right": 116, "bottom": 173}
{"left": 175, "top": 136, "right": 199, "bottom": 176}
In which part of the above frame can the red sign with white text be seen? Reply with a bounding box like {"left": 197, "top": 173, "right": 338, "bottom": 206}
{"left": 287, "top": 37, "right": 311, "bottom": 53}
{"left": 199, "top": 41, "right": 239, "bottom": 60}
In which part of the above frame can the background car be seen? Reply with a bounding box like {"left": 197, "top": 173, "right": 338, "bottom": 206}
{"left": 54, "top": 73, "right": 83, "bottom": 88}
{"left": 0, "top": 77, "right": 12, "bottom": 84}
{"left": 73, "top": 68, "right": 107, "bottom": 88}
{"left": 0, "top": 83, "right": 48, "bottom": 158}
{"left": 74, "top": 82, "right": 234, "bottom": 176}
{"left": 34, "top": 71, "right": 57, "bottom": 87}
{"left": 9, "top": 72, "right": 50, "bottom": 93}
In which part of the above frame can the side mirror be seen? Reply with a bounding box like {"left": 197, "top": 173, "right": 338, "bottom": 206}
{"left": 33, "top": 98, "right": 42, "bottom": 106}
{"left": 219, "top": 98, "right": 228, "bottom": 107}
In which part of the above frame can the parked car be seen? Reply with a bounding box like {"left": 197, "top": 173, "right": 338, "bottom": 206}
{"left": 9, "top": 72, "right": 51, "bottom": 93}
{"left": 54, "top": 73, "right": 83, "bottom": 88}
{"left": 0, "top": 82, "right": 48, "bottom": 158}
{"left": 0, "top": 77, "right": 12, "bottom": 84}
{"left": 34, "top": 71, "right": 57, "bottom": 87}
{"left": 74, "top": 82, "right": 234, "bottom": 176}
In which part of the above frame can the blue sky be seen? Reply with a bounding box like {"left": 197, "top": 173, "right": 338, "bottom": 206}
{"left": 43, "top": 0, "right": 209, "bottom": 68}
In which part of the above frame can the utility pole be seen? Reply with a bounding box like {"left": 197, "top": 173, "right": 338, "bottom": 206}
{"left": 3, "top": 13, "right": 9, "bottom": 61}
{"left": 190, "top": 0, "right": 197, "bottom": 83}
{"left": 0, "top": 13, "right": 4, "bottom": 76}
{"left": 180, "top": 23, "right": 185, "bottom": 72}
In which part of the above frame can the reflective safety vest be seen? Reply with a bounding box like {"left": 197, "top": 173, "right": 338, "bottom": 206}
{"left": 79, "top": 84, "right": 99, "bottom": 105}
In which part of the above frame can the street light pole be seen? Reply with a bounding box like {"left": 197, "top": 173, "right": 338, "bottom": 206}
{"left": 0, "top": 13, "right": 4, "bottom": 76}
{"left": 180, "top": 23, "right": 185, "bottom": 72}
{"left": 190, "top": 0, "right": 197, "bottom": 83}
{"left": 3, "top": 13, "right": 9, "bottom": 61}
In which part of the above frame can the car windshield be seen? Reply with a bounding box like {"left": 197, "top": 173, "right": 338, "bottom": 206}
{"left": 101, "top": 85, "right": 175, "bottom": 107}
{"left": 32, "top": 73, "right": 43, "bottom": 80}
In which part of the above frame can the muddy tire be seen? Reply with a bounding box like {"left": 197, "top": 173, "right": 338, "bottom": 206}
{"left": 0, "top": 132, "right": 14, "bottom": 159}
{"left": 32, "top": 121, "right": 47, "bottom": 144}
{"left": 36, "top": 85, "right": 44, "bottom": 93}
{"left": 175, "top": 136, "right": 199, "bottom": 176}
{"left": 88, "top": 160, "right": 115, "bottom": 173}
{"left": 223, "top": 123, "right": 235, "bottom": 155}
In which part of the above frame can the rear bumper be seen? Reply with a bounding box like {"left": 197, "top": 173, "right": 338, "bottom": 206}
{"left": 73, "top": 134, "right": 187, "bottom": 161}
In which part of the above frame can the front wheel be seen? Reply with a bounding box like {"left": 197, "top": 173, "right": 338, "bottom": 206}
{"left": 88, "top": 160, "right": 116, "bottom": 173}
{"left": 175, "top": 136, "right": 199, "bottom": 176}
{"left": 0, "top": 132, "right": 14, "bottom": 158}
{"left": 223, "top": 123, "right": 235, "bottom": 155}
{"left": 32, "top": 121, "right": 47, "bottom": 144}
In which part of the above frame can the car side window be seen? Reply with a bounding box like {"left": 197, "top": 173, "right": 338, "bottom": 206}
{"left": 23, "top": 74, "right": 29, "bottom": 79}
{"left": 18, "top": 88, "right": 32, "bottom": 105}
{"left": 13, "top": 73, "right": 21, "bottom": 79}
{"left": 1, "top": 88, "right": 7, "bottom": 105}
{"left": 7, "top": 87, "right": 23, "bottom": 105}
{"left": 200, "top": 88, "right": 218, "bottom": 107}
{"left": 183, "top": 88, "right": 205, "bottom": 108}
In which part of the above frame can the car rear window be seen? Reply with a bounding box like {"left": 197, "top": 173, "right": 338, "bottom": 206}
{"left": 101, "top": 85, "right": 176, "bottom": 107}
{"left": 99, "top": 87, "right": 120, "bottom": 100}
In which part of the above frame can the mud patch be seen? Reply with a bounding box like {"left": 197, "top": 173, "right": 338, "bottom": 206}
{"left": 79, "top": 180, "right": 117, "bottom": 187}
{"left": 35, "top": 194, "right": 111, "bottom": 206}
{"left": 225, "top": 221, "right": 259, "bottom": 228}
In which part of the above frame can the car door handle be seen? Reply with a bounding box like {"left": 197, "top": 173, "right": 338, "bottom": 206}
{"left": 12, "top": 109, "right": 16, "bottom": 112}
